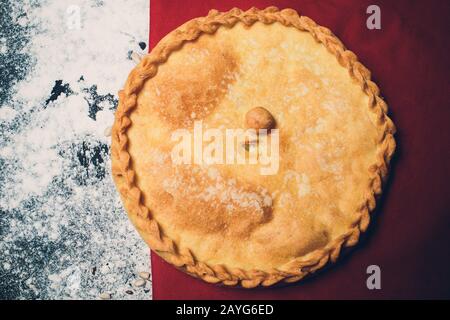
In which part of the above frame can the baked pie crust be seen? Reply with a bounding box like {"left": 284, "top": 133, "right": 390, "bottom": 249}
{"left": 111, "top": 7, "right": 396, "bottom": 287}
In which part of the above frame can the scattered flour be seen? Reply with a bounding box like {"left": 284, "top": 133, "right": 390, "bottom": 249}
{"left": 0, "top": 0, "right": 151, "bottom": 300}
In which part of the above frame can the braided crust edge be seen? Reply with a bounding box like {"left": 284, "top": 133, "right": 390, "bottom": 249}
{"left": 111, "top": 7, "right": 396, "bottom": 288}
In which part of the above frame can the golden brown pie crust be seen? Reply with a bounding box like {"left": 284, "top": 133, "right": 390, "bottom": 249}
{"left": 111, "top": 7, "right": 396, "bottom": 288}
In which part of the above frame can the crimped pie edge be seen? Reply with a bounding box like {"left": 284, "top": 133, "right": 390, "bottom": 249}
{"left": 111, "top": 7, "right": 396, "bottom": 288}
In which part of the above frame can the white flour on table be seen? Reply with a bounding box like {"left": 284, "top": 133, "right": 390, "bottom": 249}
{"left": 0, "top": 0, "right": 151, "bottom": 299}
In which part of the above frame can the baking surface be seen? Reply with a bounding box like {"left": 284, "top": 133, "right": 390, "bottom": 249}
{"left": 0, "top": 0, "right": 151, "bottom": 299}
{"left": 150, "top": 0, "right": 450, "bottom": 299}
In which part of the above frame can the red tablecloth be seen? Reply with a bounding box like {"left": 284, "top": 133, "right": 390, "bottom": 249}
{"left": 149, "top": 0, "right": 450, "bottom": 299}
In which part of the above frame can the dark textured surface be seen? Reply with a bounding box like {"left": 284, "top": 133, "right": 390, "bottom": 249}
{"left": 0, "top": 0, "right": 34, "bottom": 107}
{"left": 0, "top": 0, "right": 151, "bottom": 300}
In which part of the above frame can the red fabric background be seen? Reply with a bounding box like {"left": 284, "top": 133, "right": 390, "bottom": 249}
{"left": 149, "top": 0, "right": 450, "bottom": 299}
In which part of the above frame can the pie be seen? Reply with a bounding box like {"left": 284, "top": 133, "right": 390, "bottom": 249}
{"left": 111, "top": 7, "right": 396, "bottom": 287}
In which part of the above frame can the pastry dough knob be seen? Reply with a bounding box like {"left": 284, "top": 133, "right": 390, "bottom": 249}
{"left": 245, "top": 107, "right": 275, "bottom": 130}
